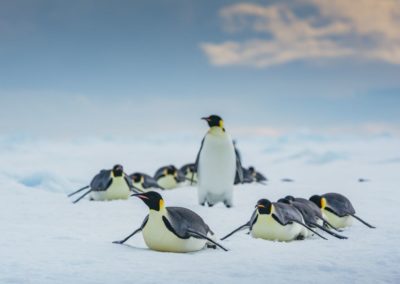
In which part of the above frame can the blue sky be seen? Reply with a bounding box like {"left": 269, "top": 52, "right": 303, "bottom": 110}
{"left": 1, "top": 0, "right": 399, "bottom": 138}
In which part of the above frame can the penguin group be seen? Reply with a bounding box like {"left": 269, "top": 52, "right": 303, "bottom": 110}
{"left": 67, "top": 114, "right": 375, "bottom": 254}
{"left": 222, "top": 193, "right": 375, "bottom": 242}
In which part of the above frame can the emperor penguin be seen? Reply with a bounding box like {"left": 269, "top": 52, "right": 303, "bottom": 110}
{"left": 195, "top": 115, "right": 243, "bottom": 207}
{"left": 68, "top": 164, "right": 137, "bottom": 203}
{"left": 113, "top": 191, "right": 228, "bottom": 253}
{"left": 129, "top": 172, "right": 164, "bottom": 192}
{"left": 277, "top": 197, "right": 347, "bottom": 239}
{"left": 180, "top": 163, "right": 197, "bottom": 184}
{"left": 310, "top": 193, "right": 376, "bottom": 229}
{"left": 154, "top": 165, "right": 186, "bottom": 190}
{"left": 221, "top": 199, "right": 326, "bottom": 242}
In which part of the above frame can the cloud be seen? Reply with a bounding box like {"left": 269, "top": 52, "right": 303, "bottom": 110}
{"left": 201, "top": 0, "right": 400, "bottom": 67}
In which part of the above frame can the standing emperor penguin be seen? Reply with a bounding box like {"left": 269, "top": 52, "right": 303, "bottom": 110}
{"left": 194, "top": 115, "right": 243, "bottom": 208}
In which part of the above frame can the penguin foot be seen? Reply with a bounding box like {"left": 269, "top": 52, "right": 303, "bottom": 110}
{"left": 207, "top": 202, "right": 214, "bottom": 207}
{"left": 224, "top": 201, "right": 233, "bottom": 208}
{"left": 200, "top": 202, "right": 205, "bottom": 206}
{"left": 296, "top": 234, "right": 305, "bottom": 241}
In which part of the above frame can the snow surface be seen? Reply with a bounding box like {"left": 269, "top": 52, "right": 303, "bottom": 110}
{"left": 1, "top": 134, "right": 399, "bottom": 284}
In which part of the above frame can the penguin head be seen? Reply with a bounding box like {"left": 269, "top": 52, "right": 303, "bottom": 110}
{"left": 112, "top": 164, "right": 124, "bottom": 177}
{"left": 256, "top": 199, "right": 273, "bottom": 215}
{"left": 131, "top": 173, "right": 141, "bottom": 183}
{"left": 164, "top": 165, "right": 177, "bottom": 176}
{"left": 202, "top": 115, "right": 224, "bottom": 129}
{"left": 132, "top": 191, "right": 164, "bottom": 211}
{"left": 309, "top": 195, "right": 327, "bottom": 209}
{"left": 284, "top": 195, "right": 295, "bottom": 202}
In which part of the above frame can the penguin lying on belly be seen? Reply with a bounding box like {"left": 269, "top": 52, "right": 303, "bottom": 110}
{"left": 68, "top": 164, "right": 138, "bottom": 203}
{"left": 113, "top": 191, "right": 228, "bottom": 253}
{"left": 221, "top": 199, "right": 327, "bottom": 242}
{"left": 310, "top": 193, "right": 376, "bottom": 229}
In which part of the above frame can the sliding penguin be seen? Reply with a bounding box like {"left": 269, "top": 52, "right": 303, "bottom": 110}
{"left": 277, "top": 197, "right": 347, "bottom": 239}
{"left": 195, "top": 115, "right": 243, "bottom": 207}
{"left": 113, "top": 191, "right": 228, "bottom": 253}
{"left": 154, "top": 165, "right": 186, "bottom": 190}
{"left": 309, "top": 193, "right": 376, "bottom": 229}
{"left": 129, "top": 172, "right": 164, "bottom": 192}
{"left": 180, "top": 163, "right": 197, "bottom": 184}
{"left": 221, "top": 199, "right": 326, "bottom": 241}
{"left": 68, "top": 164, "right": 137, "bottom": 203}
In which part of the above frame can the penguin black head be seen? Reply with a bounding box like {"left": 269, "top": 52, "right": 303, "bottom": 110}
{"left": 132, "top": 191, "right": 164, "bottom": 211}
{"left": 309, "top": 195, "right": 326, "bottom": 209}
{"left": 164, "top": 165, "right": 177, "bottom": 176}
{"left": 112, "top": 164, "right": 124, "bottom": 177}
{"left": 202, "top": 115, "right": 224, "bottom": 129}
{"left": 285, "top": 195, "right": 295, "bottom": 202}
{"left": 256, "top": 199, "right": 273, "bottom": 215}
{"left": 131, "top": 173, "right": 141, "bottom": 183}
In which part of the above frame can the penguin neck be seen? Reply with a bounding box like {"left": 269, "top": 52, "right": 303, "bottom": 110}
{"left": 149, "top": 207, "right": 167, "bottom": 219}
{"left": 208, "top": 126, "right": 226, "bottom": 136}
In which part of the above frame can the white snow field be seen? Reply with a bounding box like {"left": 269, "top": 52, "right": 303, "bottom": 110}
{"left": 1, "top": 134, "right": 399, "bottom": 284}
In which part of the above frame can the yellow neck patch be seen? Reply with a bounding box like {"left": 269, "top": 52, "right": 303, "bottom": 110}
{"left": 159, "top": 199, "right": 165, "bottom": 209}
{"left": 219, "top": 120, "right": 224, "bottom": 128}
{"left": 321, "top": 198, "right": 327, "bottom": 209}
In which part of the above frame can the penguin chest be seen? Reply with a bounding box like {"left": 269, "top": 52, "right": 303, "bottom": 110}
{"left": 198, "top": 133, "right": 236, "bottom": 193}
{"left": 323, "top": 209, "right": 353, "bottom": 229}
{"left": 157, "top": 175, "right": 178, "bottom": 190}
{"left": 251, "top": 215, "right": 303, "bottom": 241}
{"left": 91, "top": 177, "right": 130, "bottom": 201}
{"left": 142, "top": 212, "right": 206, "bottom": 253}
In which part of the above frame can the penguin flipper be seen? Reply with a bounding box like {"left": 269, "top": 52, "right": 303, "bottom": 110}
{"left": 312, "top": 223, "right": 348, "bottom": 239}
{"left": 291, "top": 220, "right": 328, "bottom": 240}
{"left": 192, "top": 137, "right": 205, "bottom": 185}
{"left": 90, "top": 170, "right": 113, "bottom": 192}
{"left": 235, "top": 153, "right": 244, "bottom": 184}
{"left": 144, "top": 176, "right": 164, "bottom": 190}
{"left": 68, "top": 185, "right": 90, "bottom": 197}
{"left": 220, "top": 222, "right": 250, "bottom": 240}
{"left": 113, "top": 215, "right": 149, "bottom": 244}
{"left": 350, "top": 214, "right": 376, "bottom": 229}
{"left": 72, "top": 189, "right": 92, "bottom": 204}
{"left": 187, "top": 229, "right": 228, "bottom": 252}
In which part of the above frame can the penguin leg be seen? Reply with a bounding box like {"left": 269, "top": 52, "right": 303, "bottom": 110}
{"left": 313, "top": 223, "right": 348, "bottom": 239}
{"left": 113, "top": 227, "right": 142, "bottom": 244}
{"left": 187, "top": 229, "right": 228, "bottom": 252}
{"left": 292, "top": 220, "right": 327, "bottom": 240}
{"left": 68, "top": 185, "right": 90, "bottom": 197}
{"left": 350, "top": 214, "right": 376, "bottom": 229}
{"left": 72, "top": 190, "right": 92, "bottom": 204}
{"left": 220, "top": 223, "right": 250, "bottom": 241}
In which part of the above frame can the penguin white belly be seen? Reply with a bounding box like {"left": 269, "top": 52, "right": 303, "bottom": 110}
{"left": 198, "top": 132, "right": 236, "bottom": 204}
{"left": 142, "top": 211, "right": 206, "bottom": 253}
{"left": 323, "top": 210, "right": 353, "bottom": 229}
{"left": 91, "top": 177, "right": 130, "bottom": 201}
{"left": 157, "top": 175, "right": 178, "bottom": 190}
{"left": 251, "top": 215, "right": 303, "bottom": 241}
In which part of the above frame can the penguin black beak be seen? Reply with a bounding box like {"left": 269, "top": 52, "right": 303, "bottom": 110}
{"left": 131, "top": 193, "right": 149, "bottom": 200}
{"left": 201, "top": 117, "right": 210, "bottom": 121}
